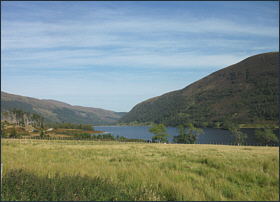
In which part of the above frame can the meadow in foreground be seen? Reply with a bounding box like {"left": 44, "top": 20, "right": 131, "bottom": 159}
{"left": 1, "top": 141, "right": 279, "bottom": 201}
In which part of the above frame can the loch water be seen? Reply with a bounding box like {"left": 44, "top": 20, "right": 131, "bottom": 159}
{"left": 94, "top": 126, "right": 279, "bottom": 146}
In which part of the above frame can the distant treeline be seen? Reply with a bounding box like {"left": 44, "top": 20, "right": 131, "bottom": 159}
{"left": 1, "top": 108, "right": 44, "bottom": 128}
{"left": 49, "top": 122, "right": 94, "bottom": 131}
{"left": 1, "top": 109, "right": 95, "bottom": 131}
{"left": 74, "top": 132, "right": 147, "bottom": 142}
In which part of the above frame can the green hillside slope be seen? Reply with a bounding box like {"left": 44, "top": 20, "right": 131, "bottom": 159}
{"left": 116, "top": 52, "right": 279, "bottom": 127}
{"left": 1, "top": 92, "right": 126, "bottom": 125}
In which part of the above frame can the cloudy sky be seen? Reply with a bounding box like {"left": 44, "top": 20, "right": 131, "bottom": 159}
{"left": 1, "top": 1, "right": 279, "bottom": 112}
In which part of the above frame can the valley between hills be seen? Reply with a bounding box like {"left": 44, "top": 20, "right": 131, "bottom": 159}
{"left": 1, "top": 52, "right": 279, "bottom": 129}
{"left": 1, "top": 52, "right": 279, "bottom": 202}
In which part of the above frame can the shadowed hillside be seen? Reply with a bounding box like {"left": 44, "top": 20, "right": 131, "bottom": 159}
{"left": 116, "top": 52, "right": 279, "bottom": 127}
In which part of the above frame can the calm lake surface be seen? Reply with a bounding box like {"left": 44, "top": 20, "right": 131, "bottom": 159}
{"left": 95, "top": 126, "right": 279, "bottom": 146}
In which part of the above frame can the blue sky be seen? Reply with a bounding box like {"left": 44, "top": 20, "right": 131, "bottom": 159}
{"left": 1, "top": 1, "right": 279, "bottom": 112}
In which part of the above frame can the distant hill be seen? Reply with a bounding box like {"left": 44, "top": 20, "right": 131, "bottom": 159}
{"left": 1, "top": 92, "right": 126, "bottom": 125}
{"left": 116, "top": 52, "right": 279, "bottom": 127}
{"left": 42, "top": 99, "right": 72, "bottom": 108}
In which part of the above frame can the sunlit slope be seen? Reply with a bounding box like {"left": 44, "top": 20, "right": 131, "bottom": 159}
{"left": 1, "top": 91, "right": 126, "bottom": 124}
{"left": 117, "top": 52, "right": 279, "bottom": 127}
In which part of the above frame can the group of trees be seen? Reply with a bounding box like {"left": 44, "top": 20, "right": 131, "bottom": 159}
{"left": 40, "top": 130, "right": 50, "bottom": 138}
{"left": 148, "top": 123, "right": 204, "bottom": 144}
{"left": 148, "top": 123, "right": 205, "bottom": 144}
{"left": 51, "top": 122, "right": 94, "bottom": 131}
{"left": 74, "top": 132, "right": 92, "bottom": 140}
{"left": 254, "top": 125, "right": 279, "bottom": 146}
{"left": 1, "top": 109, "right": 44, "bottom": 128}
{"left": 149, "top": 123, "right": 278, "bottom": 146}
{"left": 1, "top": 110, "right": 96, "bottom": 131}
{"left": 149, "top": 124, "right": 169, "bottom": 143}
{"left": 229, "top": 124, "right": 278, "bottom": 146}
{"left": 73, "top": 132, "right": 147, "bottom": 142}
{"left": 173, "top": 123, "right": 204, "bottom": 144}
{"left": 229, "top": 124, "right": 248, "bottom": 146}
{"left": 1, "top": 123, "right": 24, "bottom": 139}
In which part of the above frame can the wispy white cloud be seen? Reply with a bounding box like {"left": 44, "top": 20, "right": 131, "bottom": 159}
{"left": 1, "top": 1, "right": 279, "bottom": 111}
{"left": 2, "top": 46, "right": 250, "bottom": 73}
{"left": 2, "top": 5, "right": 278, "bottom": 53}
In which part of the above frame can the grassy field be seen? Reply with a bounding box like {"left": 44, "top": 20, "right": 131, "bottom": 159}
{"left": 1, "top": 141, "right": 279, "bottom": 201}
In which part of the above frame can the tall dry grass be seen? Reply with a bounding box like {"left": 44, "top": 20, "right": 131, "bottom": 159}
{"left": 1, "top": 141, "right": 279, "bottom": 201}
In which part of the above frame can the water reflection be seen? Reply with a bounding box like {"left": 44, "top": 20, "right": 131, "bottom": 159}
{"left": 94, "top": 126, "right": 279, "bottom": 146}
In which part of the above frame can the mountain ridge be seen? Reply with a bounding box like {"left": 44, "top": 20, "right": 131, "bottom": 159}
{"left": 1, "top": 91, "right": 126, "bottom": 125}
{"left": 116, "top": 52, "right": 279, "bottom": 127}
